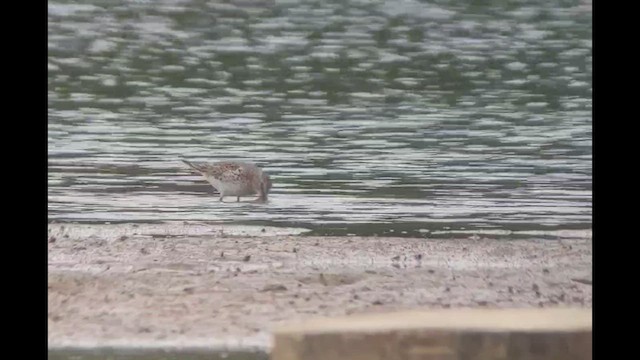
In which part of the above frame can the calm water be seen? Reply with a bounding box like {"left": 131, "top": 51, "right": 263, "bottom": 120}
{"left": 48, "top": 0, "right": 592, "bottom": 238}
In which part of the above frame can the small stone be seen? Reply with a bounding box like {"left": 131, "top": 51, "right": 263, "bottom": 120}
{"left": 140, "top": 248, "right": 150, "bottom": 255}
{"left": 445, "top": 287, "right": 450, "bottom": 292}
{"left": 183, "top": 287, "right": 195, "bottom": 294}
{"left": 353, "top": 294, "right": 360, "bottom": 300}
{"left": 220, "top": 251, "right": 225, "bottom": 258}
{"left": 571, "top": 278, "right": 592, "bottom": 285}
{"left": 243, "top": 255, "right": 251, "bottom": 262}
{"left": 532, "top": 283, "right": 539, "bottom": 292}
{"left": 508, "top": 286, "right": 514, "bottom": 294}
{"left": 261, "top": 284, "right": 287, "bottom": 292}
{"left": 543, "top": 268, "right": 550, "bottom": 274}
{"left": 261, "top": 228, "right": 266, "bottom": 232}
{"left": 118, "top": 236, "right": 128, "bottom": 242}
{"left": 319, "top": 273, "right": 328, "bottom": 286}
{"left": 391, "top": 255, "right": 400, "bottom": 261}
{"left": 48, "top": 236, "right": 56, "bottom": 243}
{"left": 414, "top": 254, "right": 423, "bottom": 261}
{"left": 292, "top": 248, "right": 298, "bottom": 253}
{"left": 372, "top": 300, "right": 383, "bottom": 305}
{"left": 477, "top": 300, "right": 488, "bottom": 306}
{"left": 428, "top": 269, "right": 435, "bottom": 274}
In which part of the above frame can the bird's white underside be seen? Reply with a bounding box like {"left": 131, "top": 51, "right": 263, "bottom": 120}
{"left": 205, "top": 175, "right": 257, "bottom": 197}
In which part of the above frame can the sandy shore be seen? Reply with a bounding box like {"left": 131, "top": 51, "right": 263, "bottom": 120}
{"left": 48, "top": 223, "right": 592, "bottom": 353}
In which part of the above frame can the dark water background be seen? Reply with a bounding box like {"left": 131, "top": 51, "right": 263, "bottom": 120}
{"left": 48, "top": 0, "right": 592, "bottom": 238}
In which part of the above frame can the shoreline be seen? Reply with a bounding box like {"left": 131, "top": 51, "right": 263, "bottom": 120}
{"left": 48, "top": 223, "right": 592, "bottom": 352}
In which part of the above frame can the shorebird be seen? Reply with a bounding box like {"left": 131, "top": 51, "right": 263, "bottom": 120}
{"left": 182, "top": 160, "right": 272, "bottom": 202}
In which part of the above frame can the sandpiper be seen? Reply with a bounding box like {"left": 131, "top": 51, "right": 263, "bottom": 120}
{"left": 182, "top": 160, "right": 272, "bottom": 202}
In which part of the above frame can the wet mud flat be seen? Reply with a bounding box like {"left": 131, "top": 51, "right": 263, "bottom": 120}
{"left": 48, "top": 223, "right": 592, "bottom": 356}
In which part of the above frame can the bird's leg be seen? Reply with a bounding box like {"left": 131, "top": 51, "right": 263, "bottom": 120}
{"left": 237, "top": 196, "right": 240, "bottom": 202}
{"left": 219, "top": 195, "right": 224, "bottom": 202}
{"left": 254, "top": 191, "right": 267, "bottom": 203}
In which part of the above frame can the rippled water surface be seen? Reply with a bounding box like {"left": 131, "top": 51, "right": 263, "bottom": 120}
{"left": 48, "top": 0, "right": 592, "bottom": 238}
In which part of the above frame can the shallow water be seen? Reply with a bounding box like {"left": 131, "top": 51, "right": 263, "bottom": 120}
{"left": 48, "top": 0, "right": 592, "bottom": 238}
